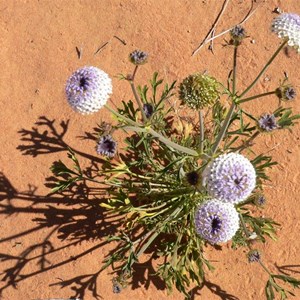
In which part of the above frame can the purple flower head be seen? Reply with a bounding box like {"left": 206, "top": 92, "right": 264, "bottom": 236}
{"left": 129, "top": 50, "right": 148, "bottom": 65}
{"left": 284, "top": 87, "right": 297, "bottom": 100}
{"left": 247, "top": 249, "right": 261, "bottom": 263}
{"left": 272, "top": 13, "right": 300, "bottom": 52}
{"left": 202, "top": 153, "right": 256, "bottom": 204}
{"left": 194, "top": 199, "right": 239, "bottom": 244}
{"left": 258, "top": 114, "right": 278, "bottom": 132}
{"left": 65, "top": 66, "right": 112, "bottom": 114}
{"left": 96, "top": 135, "right": 117, "bottom": 157}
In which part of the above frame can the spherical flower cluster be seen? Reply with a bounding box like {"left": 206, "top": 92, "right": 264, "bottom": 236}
{"left": 129, "top": 50, "right": 148, "bottom": 65}
{"left": 203, "top": 153, "right": 256, "bottom": 204}
{"left": 65, "top": 66, "right": 112, "bottom": 114}
{"left": 179, "top": 74, "right": 220, "bottom": 109}
{"left": 194, "top": 199, "right": 239, "bottom": 244}
{"left": 272, "top": 13, "right": 300, "bottom": 52}
{"left": 258, "top": 114, "right": 278, "bottom": 132}
{"left": 96, "top": 135, "right": 117, "bottom": 157}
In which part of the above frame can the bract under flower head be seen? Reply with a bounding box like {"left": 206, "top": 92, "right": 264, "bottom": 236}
{"left": 203, "top": 153, "right": 256, "bottom": 204}
{"left": 96, "top": 135, "right": 117, "bottom": 157}
{"left": 65, "top": 66, "right": 112, "bottom": 114}
{"left": 194, "top": 199, "right": 239, "bottom": 244}
{"left": 272, "top": 13, "right": 300, "bottom": 52}
{"left": 179, "top": 74, "right": 220, "bottom": 109}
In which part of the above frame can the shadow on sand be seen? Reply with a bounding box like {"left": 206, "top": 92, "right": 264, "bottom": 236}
{"left": 0, "top": 116, "right": 243, "bottom": 299}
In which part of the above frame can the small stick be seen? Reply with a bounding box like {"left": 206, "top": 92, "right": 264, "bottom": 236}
{"left": 192, "top": 0, "right": 231, "bottom": 56}
{"left": 94, "top": 41, "right": 110, "bottom": 55}
{"left": 113, "top": 35, "right": 126, "bottom": 45}
{"left": 192, "top": 0, "right": 258, "bottom": 56}
{"left": 75, "top": 46, "right": 82, "bottom": 59}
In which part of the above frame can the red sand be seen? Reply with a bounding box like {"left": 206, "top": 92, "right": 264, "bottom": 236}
{"left": 1, "top": 1, "right": 300, "bottom": 299}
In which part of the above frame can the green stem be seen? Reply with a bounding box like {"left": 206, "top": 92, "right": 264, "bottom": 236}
{"left": 199, "top": 110, "right": 204, "bottom": 153}
{"left": 211, "top": 45, "right": 238, "bottom": 155}
{"left": 130, "top": 80, "right": 147, "bottom": 123}
{"left": 123, "top": 126, "right": 199, "bottom": 156}
{"left": 232, "top": 45, "right": 238, "bottom": 95}
{"left": 238, "top": 90, "right": 277, "bottom": 104}
{"left": 259, "top": 261, "right": 273, "bottom": 276}
{"left": 211, "top": 103, "right": 236, "bottom": 155}
{"left": 239, "top": 213, "right": 251, "bottom": 238}
{"left": 239, "top": 40, "right": 288, "bottom": 98}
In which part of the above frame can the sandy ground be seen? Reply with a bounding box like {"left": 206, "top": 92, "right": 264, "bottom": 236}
{"left": 1, "top": 0, "right": 300, "bottom": 299}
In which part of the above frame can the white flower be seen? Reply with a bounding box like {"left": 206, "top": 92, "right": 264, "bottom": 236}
{"left": 272, "top": 13, "right": 300, "bottom": 52}
{"left": 194, "top": 199, "right": 239, "bottom": 244}
{"left": 202, "top": 153, "right": 256, "bottom": 204}
{"left": 65, "top": 66, "right": 112, "bottom": 114}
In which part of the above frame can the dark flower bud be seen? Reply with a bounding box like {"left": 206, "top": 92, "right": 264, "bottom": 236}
{"left": 247, "top": 249, "right": 261, "bottom": 263}
{"left": 186, "top": 171, "right": 201, "bottom": 186}
{"left": 129, "top": 50, "right": 148, "bottom": 65}
{"left": 143, "top": 103, "right": 154, "bottom": 118}
{"left": 255, "top": 195, "right": 266, "bottom": 207}
{"left": 230, "top": 25, "right": 246, "bottom": 45}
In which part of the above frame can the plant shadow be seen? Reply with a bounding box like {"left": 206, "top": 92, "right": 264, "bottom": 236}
{"left": 1, "top": 116, "right": 241, "bottom": 299}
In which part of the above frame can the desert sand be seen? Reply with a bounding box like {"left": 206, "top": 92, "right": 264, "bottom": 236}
{"left": 0, "top": 0, "right": 300, "bottom": 299}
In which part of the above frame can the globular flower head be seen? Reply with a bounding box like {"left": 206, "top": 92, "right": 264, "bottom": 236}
{"left": 202, "top": 153, "right": 256, "bottom": 204}
{"left": 65, "top": 66, "right": 112, "bottom": 114}
{"left": 272, "top": 13, "right": 300, "bottom": 52}
{"left": 194, "top": 199, "right": 239, "bottom": 244}
{"left": 179, "top": 74, "right": 220, "bottom": 109}
{"left": 276, "top": 85, "right": 297, "bottom": 101}
{"left": 129, "top": 50, "right": 148, "bottom": 65}
{"left": 143, "top": 103, "right": 154, "bottom": 118}
{"left": 230, "top": 25, "right": 246, "bottom": 45}
{"left": 247, "top": 249, "right": 261, "bottom": 263}
{"left": 258, "top": 114, "right": 278, "bottom": 132}
{"left": 96, "top": 135, "right": 117, "bottom": 157}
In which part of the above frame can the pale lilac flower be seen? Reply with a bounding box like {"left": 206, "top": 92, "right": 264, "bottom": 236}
{"left": 202, "top": 153, "right": 256, "bottom": 204}
{"left": 272, "top": 13, "right": 300, "bottom": 52}
{"left": 65, "top": 66, "right": 112, "bottom": 114}
{"left": 194, "top": 199, "right": 239, "bottom": 244}
{"left": 96, "top": 135, "right": 117, "bottom": 157}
